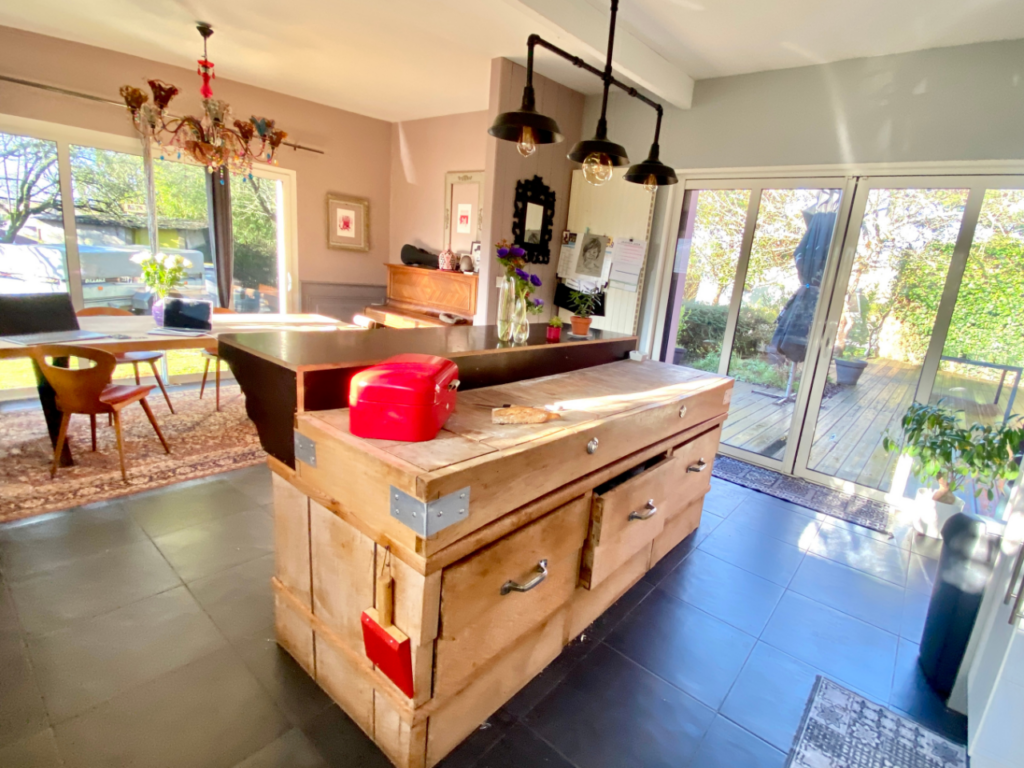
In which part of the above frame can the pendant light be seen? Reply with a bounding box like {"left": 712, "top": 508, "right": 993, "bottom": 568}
{"left": 488, "top": 42, "right": 563, "bottom": 156}
{"left": 488, "top": 1, "right": 677, "bottom": 189}
{"left": 567, "top": 92, "right": 630, "bottom": 186}
{"left": 565, "top": 0, "right": 628, "bottom": 186}
{"left": 624, "top": 106, "right": 677, "bottom": 191}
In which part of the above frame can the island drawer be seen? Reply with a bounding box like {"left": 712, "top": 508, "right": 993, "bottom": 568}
{"left": 668, "top": 424, "right": 722, "bottom": 511}
{"left": 580, "top": 455, "right": 681, "bottom": 589}
{"left": 433, "top": 495, "right": 590, "bottom": 698}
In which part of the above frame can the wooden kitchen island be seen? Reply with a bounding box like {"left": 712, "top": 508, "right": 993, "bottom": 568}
{"left": 270, "top": 359, "right": 732, "bottom": 767}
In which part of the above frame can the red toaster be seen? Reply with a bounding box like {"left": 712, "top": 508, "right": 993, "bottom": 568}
{"left": 349, "top": 354, "right": 460, "bottom": 442}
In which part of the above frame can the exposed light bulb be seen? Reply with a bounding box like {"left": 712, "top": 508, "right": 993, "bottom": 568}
{"left": 644, "top": 174, "right": 658, "bottom": 193}
{"left": 517, "top": 126, "right": 537, "bottom": 157}
{"left": 582, "top": 152, "right": 613, "bottom": 186}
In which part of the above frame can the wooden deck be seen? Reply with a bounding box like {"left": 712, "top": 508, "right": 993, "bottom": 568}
{"left": 722, "top": 358, "right": 1020, "bottom": 493}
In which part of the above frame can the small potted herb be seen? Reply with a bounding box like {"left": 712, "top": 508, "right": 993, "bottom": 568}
{"left": 883, "top": 402, "right": 1024, "bottom": 537}
{"left": 546, "top": 316, "right": 563, "bottom": 342}
{"left": 568, "top": 288, "right": 599, "bottom": 337}
{"left": 834, "top": 345, "right": 868, "bottom": 385}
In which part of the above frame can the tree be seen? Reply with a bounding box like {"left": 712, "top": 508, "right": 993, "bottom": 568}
{"left": 0, "top": 133, "right": 61, "bottom": 243}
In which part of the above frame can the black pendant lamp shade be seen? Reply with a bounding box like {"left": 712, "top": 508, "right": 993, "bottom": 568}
{"left": 567, "top": 133, "right": 630, "bottom": 166}
{"left": 624, "top": 144, "right": 678, "bottom": 186}
{"left": 488, "top": 86, "right": 563, "bottom": 145}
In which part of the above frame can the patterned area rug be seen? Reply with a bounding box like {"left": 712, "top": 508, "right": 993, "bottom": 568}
{"left": 787, "top": 677, "right": 966, "bottom": 768}
{"left": 712, "top": 454, "right": 895, "bottom": 534}
{"left": 0, "top": 385, "right": 265, "bottom": 523}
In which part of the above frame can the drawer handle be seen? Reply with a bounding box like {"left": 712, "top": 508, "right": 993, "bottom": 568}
{"left": 679, "top": 404, "right": 688, "bottom": 419}
{"left": 687, "top": 459, "right": 708, "bottom": 473}
{"left": 501, "top": 559, "right": 548, "bottom": 595}
{"left": 629, "top": 500, "right": 658, "bottom": 521}
{"left": 586, "top": 438, "right": 599, "bottom": 454}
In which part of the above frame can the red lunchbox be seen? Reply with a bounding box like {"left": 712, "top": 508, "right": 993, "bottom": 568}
{"left": 349, "top": 354, "right": 459, "bottom": 442}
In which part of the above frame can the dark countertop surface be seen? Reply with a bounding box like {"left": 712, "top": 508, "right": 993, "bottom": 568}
{"left": 218, "top": 324, "right": 636, "bottom": 372}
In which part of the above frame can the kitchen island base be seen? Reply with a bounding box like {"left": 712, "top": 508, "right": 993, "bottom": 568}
{"left": 270, "top": 360, "right": 732, "bottom": 768}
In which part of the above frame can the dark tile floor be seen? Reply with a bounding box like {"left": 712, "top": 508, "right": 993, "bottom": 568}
{"left": 0, "top": 468, "right": 967, "bottom": 768}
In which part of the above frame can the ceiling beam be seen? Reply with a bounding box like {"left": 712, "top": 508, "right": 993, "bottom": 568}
{"left": 504, "top": 0, "right": 694, "bottom": 110}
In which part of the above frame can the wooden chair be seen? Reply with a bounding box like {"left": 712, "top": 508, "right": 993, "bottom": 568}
{"left": 76, "top": 307, "right": 175, "bottom": 413}
{"left": 31, "top": 345, "right": 170, "bottom": 483}
{"left": 200, "top": 306, "right": 235, "bottom": 411}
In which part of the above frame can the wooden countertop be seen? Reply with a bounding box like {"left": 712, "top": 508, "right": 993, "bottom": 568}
{"left": 218, "top": 324, "right": 636, "bottom": 373}
{"left": 295, "top": 359, "right": 733, "bottom": 558}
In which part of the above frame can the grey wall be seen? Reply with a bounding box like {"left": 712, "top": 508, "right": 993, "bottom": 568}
{"left": 585, "top": 39, "right": 1024, "bottom": 170}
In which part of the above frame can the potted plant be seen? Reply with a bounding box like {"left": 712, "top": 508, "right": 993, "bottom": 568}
{"left": 546, "top": 316, "right": 563, "bottom": 342}
{"left": 567, "top": 288, "right": 599, "bottom": 337}
{"left": 883, "top": 402, "right": 1024, "bottom": 537}
{"left": 130, "top": 251, "right": 192, "bottom": 325}
{"left": 834, "top": 346, "right": 868, "bottom": 385}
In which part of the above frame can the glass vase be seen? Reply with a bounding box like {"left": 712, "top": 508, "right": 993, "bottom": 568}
{"left": 512, "top": 293, "right": 530, "bottom": 344}
{"left": 496, "top": 275, "right": 515, "bottom": 342}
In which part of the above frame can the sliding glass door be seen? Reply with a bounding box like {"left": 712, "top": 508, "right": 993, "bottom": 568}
{"left": 660, "top": 177, "right": 847, "bottom": 471}
{"left": 794, "top": 177, "right": 1024, "bottom": 511}
{"left": 660, "top": 172, "right": 1024, "bottom": 511}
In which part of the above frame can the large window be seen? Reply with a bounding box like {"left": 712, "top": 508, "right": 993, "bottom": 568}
{"left": 0, "top": 117, "right": 297, "bottom": 395}
{"left": 0, "top": 131, "right": 68, "bottom": 293}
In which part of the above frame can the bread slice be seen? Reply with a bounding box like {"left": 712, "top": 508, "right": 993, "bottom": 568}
{"left": 491, "top": 405, "right": 562, "bottom": 425}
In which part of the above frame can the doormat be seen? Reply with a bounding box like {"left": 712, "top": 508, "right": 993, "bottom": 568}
{"left": 0, "top": 385, "right": 265, "bottom": 524}
{"left": 786, "top": 677, "right": 966, "bottom": 768}
{"left": 712, "top": 455, "right": 895, "bottom": 535}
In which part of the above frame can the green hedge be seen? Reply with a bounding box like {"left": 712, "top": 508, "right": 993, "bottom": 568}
{"left": 676, "top": 301, "right": 777, "bottom": 359}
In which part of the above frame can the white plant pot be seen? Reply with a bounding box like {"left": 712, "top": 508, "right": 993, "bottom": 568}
{"left": 913, "top": 487, "right": 965, "bottom": 539}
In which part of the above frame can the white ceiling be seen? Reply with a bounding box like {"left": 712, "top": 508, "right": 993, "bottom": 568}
{"left": 591, "top": 0, "right": 1024, "bottom": 80}
{"left": 1, "top": 0, "right": 1023, "bottom": 122}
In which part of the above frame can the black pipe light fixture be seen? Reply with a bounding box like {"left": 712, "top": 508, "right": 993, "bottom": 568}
{"left": 488, "top": 0, "right": 677, "bottom": 190}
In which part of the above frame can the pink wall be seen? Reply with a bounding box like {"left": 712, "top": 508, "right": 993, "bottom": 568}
{"left": 477, "top": 58, "right": 585, "bottom": 324}
{"left": 0, "top": 25, "right": 392, "bottom": 287}
{"left": 389, "top": 112, "right": 488, "bottom": 260}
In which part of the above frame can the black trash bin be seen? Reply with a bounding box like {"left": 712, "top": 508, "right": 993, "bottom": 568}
{"left": 918, "top": 512, "right": 996, "bottom": 698}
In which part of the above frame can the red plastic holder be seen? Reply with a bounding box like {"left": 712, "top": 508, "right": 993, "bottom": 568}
{"left": 349, "top": 354, "right": 459, "bottom": 442}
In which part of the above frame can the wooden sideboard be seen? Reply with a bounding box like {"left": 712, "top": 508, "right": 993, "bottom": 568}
{"left": 270, "top": 359, "right": 732, "bottom": 767}
{"left": 364, "top": 264, "right": 478, "bottom": 328}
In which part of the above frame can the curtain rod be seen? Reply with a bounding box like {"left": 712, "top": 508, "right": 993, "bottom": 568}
{"left": 0, "top": 73, "right": 326, "bottom": 155}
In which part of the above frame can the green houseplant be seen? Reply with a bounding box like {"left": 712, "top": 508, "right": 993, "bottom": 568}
{"left": 883, "top": 402, "right": 1024, "bottom": 536}
{"left": 546, "top": 315, "right": 563, "bottom": 342}
{"left": 130, "top": 251, "right": 193, "bottom": 324}
{"left": 567, "top": 288, "right": 599, "bottom": 337}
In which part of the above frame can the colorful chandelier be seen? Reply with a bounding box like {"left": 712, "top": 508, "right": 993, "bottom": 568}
{"left": 120, "top": 22, "right": 287, "bottom": 177}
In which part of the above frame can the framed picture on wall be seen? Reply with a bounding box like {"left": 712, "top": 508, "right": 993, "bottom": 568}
{"left": 326, "top": 192, "right": 370, "bottom": 251}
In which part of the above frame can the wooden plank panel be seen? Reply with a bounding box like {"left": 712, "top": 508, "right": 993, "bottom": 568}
{"left": 374, "top": 691, "right": 427, "bottom": 768}
{"left": 274, "top": 592, "right": 314, "bottom": 676}
{"left": 310, "top": 500, "right": 376, "bottom": 652}
{"left": 567, "top": 545, "right": 650, "bottom": 641}
{"left": 426, "top": 608, "right": 568, "bottom": 767}
{"left": 272, "top": 472, "right": 312, "bottom": 606}
{"left": 651, "top": 496, "right": 705, "bottom": 567}
{"left": 315, "top": 633, "right": 375, "bottom": 736}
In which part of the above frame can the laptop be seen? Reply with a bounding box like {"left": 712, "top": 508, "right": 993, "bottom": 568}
{"left": 0, "top": 293, "right": 109, "bottom": 345}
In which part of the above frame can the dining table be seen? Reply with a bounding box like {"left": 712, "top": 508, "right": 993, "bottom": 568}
{"left": 1, "top": 312, "right": 357, "bottom": 466}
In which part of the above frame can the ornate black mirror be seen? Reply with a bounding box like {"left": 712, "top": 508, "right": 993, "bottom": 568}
{"left": 511, "top": 175, "right": 555, "bottom": 264}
